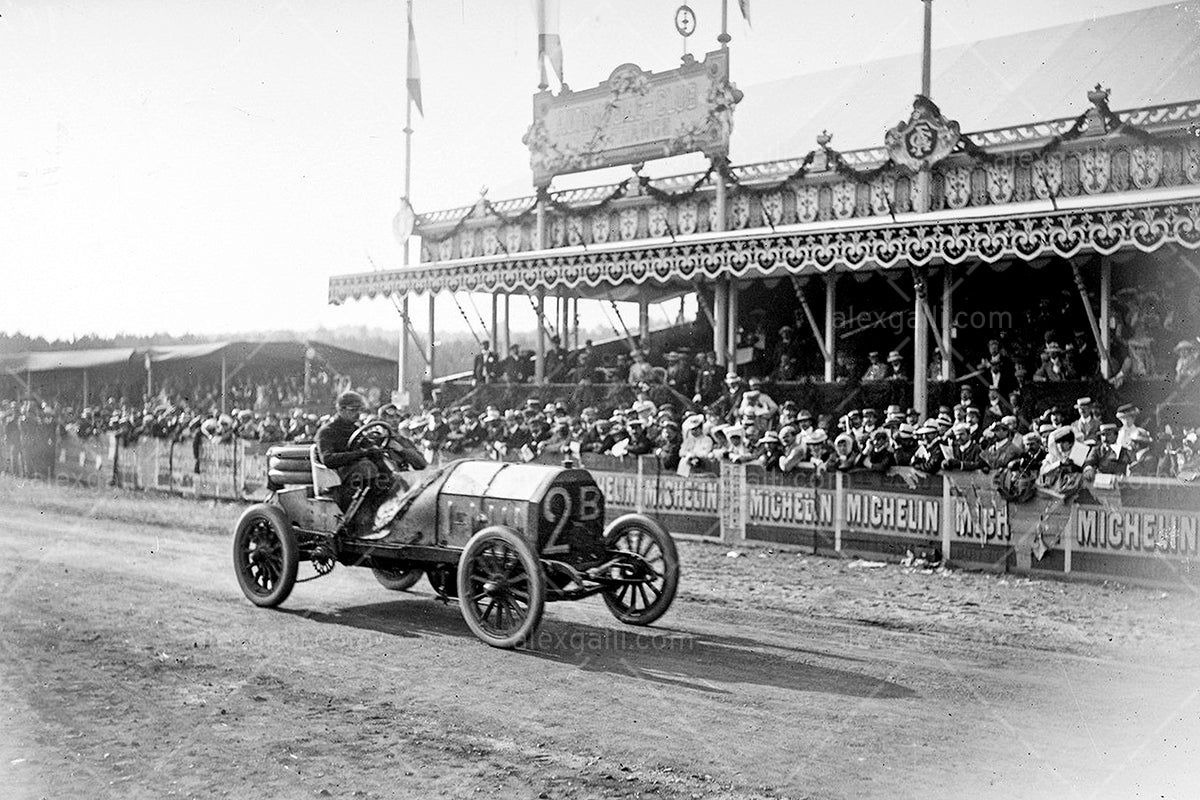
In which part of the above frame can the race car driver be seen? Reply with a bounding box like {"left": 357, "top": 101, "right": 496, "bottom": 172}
{"left": 315, "top": 390, "right": 393, "bottom": 534}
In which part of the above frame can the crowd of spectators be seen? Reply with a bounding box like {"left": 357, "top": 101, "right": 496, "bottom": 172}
{"left": 0, "top": 368, "right": 387, "bottom": 456}
{"left": 5, "top": 322, "right": 1199, "bottom": 486}
{"left": 394, "top": 367, "right": 1200, "bottom": 483}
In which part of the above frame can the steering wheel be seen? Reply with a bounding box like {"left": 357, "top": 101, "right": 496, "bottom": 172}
{"left": 348, "top": 420, "right": 394, "bottom": 451}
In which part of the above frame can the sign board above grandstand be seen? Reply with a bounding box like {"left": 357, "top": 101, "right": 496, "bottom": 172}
{"left": 884, "top": 95, "right": 961, "bottom": 173}
{"left": 523, "top": 49, "right": 742, "bottom": 188}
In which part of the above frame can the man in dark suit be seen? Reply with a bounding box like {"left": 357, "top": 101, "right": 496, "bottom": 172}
{"left": 472, "top": 341, "right": 498, "bottom": 386}
{"left": 315, "top": 391, "right": 392, "bottom": 530}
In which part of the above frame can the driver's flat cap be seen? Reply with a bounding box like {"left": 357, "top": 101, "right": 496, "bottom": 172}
{"left": 336, "top": 390, "right": 366, "bottom": 409}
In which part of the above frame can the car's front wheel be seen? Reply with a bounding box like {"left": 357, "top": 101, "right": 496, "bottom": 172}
{"left": 456, "top": 527, "right": 546, "bottom": 649}
{"left": 600, "top": 514, "right": 679, "bottom": 625}
{"left": 232, "top": 504, "right": 299, "bottom": 608}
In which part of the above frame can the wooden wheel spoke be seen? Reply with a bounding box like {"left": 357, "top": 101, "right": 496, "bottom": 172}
{"left": 480, "top": 598, "right": 497, "bottom": 623}
{"left": 636, "top": 583, "right": 651, "bottom": 610}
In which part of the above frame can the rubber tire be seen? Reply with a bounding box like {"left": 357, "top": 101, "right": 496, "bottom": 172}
{"left": 456, "top": 526, "right": 546, "bottom": 649}
{"left": 372, "top": 566, "right": 423, "bottom": 591}
{"left": 600, "top": 513, "right": 680, "bottom": 626}
{"left": 232, "top": 504, "right": 299, "bottom": 608}
{"left": 268, "top": 455, "right": 312, "bottom": 470}
{"left": 267, "top": 469, "right": 313, "bottom": 486}
{"left": 267, "top": 444, "right": 313, "bottom": 460}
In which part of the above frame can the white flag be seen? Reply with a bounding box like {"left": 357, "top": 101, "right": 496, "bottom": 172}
{"left": 407, "top": 5, "right": 424, "bottom": 115}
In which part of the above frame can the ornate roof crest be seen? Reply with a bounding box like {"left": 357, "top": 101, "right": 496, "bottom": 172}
{"left": 885, "top": 95, "right": 961, "bottom": 172}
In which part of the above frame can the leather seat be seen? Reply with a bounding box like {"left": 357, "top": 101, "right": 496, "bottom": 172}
{"left": 310, "top": 444, "right": 341, "bottom": 497}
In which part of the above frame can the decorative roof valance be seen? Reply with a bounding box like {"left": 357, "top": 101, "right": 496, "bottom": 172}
{"left": 330, "top": 191, "right": 1200, "bottom": 303}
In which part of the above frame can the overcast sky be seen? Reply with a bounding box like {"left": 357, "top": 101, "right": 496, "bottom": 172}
{"left": 0, "top": 0, "right": 1184, "bottom": 342}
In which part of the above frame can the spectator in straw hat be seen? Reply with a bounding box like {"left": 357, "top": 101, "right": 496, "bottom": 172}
{"left": 628, "top": 349, "right": 658, "bottom": 386}
{"left": 753, "top": 430, "right": 786, "bottom": 472}
{"left": 1114, "top": 403, "right": 1140, "bottom": 452}
{"left": 1034, "top": 342, "right": 1075, "bottom": 382}
{"left": 862, "top": 351, "right": 889, "bottom": 382}
{"left": 679, "top": 414, "right": 715, "bottom": 472}
{"left": 721, "top": 424, "right": 753, "bottom": 463}
{"left": 861, "top": 428, "right": 895, "bottom": 473}
{"left": 738, "top": 376, "right": 779, "bottom": 423}
{"left": 888, "top": 424, "right": 915, "bottom": 466}
{"left": 982, "top": 420, "right": 1022, "bottom": 470}
{"left": 710, "top": 373, "right": 745, "bottom": 422}
{"left": 885, "top": 350, "right": 906, "bottom": 381}
{"left": 831, "top": 432, "right": 862, "bottom": 472}
{"left": 1125, "top": 428, "right": 1157, "bottom": 477}
{"left": 778, "top": 425, "right": 807, "bottom": 472}
{"left": 1070, "top": 397, "right": 1100, "bottom": 442}
{"left": 1174, "top": 338, "right": 1200, "bottom": 388}
{"left": 943, "top": 423, "right": 985, "bottom": 471}
{"left": 1110, "top": 334, "right": 1155, "bottom": 389}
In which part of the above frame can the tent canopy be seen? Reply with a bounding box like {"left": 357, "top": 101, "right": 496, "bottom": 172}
{"left": 1, "top": 340, "right": 394, "bottom": 377}
{"left": 0, "top": 348, "right": 138, "bottom": 375}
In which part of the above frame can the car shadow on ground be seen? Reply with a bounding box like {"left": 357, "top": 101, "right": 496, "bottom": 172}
{"left": 281, "top": 594, "right": 916, "bottom": 701}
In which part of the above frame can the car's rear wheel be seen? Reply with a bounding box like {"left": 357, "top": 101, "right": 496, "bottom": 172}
{"left": 600, "top": 514, "right": 679, "bottom": 626}
{"left": 456, "top": 527, "right": 545, "bottom": 649}
{"left": 372, "top": 566, "right": 423, "bottom": 592}
{"left": 233, "top": 504, "right": 299, "bottom": 608}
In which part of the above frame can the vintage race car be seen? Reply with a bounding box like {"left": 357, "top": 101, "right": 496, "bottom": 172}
{"left": 231, "top": 421, "right": 680, "bottom": 648}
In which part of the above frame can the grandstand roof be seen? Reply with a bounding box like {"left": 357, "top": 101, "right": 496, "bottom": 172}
{"left": 0, "top": 348, "right": 138, "bottom": 375}
{"left": 0, "top": 341, "right": 395, "bottom": 375}
{"left": 731, "top": 2, "right": 1200, "bottom": 163}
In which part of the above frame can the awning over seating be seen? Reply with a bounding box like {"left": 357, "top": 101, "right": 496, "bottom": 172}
{"left": 329, "top": 190, "right": 1200, "bottom": 303}
{"left": 0, "top": 348, "right": 138, "bottom": 375}
{"left": 1, "top": 341, "right": 395, "bottom": 377}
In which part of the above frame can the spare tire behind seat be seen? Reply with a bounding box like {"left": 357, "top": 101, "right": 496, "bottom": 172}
{"left": 268, "top": 468, "right": 313, "bottom": 486}
{"left": 266, "top": 444, "right": 315, "bottom": 460}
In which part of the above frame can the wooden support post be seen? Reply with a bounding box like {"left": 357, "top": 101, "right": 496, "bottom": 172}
{"left": 913, "top": 279, "right": 929, "bottom": 417}
{"left": 1099, "top": 258, "right": 1111, "bottom": 379}
{"left": 535, "top": 288, "right": 546, "bottom": 384}
{"left": 824, "top": 274, "right": 837, "bottom": 382}
{"left": 490, "top": 292, "right": 499, "bottom": 350}
{"left": 726, "top": 279, "right": 739, "bottom": 377}
{"left": 571, "top": 296, "right": 580, "bottom": 351}
{"left": 941, "top": 266, "right": 954, "bottom": 380}
{"left": 713, "top": 280, "right": 728, "bottom": 368}
{"left": 426, "top": 293, "right": 436, "bottom": 381}
{"left": 1071, "top": 260, "right": 1106, "bottom": 375}
{"left": 792, "top": 277, "right": 830, "bottom": 363}
{"left": 397, "top": 296, "right": 410, "bottom": 406}
{"left": 503, "top": 293, "right": 511, "bottom": 352}
{"left": 638, "top": 298, "right": 650, "bottom": 344}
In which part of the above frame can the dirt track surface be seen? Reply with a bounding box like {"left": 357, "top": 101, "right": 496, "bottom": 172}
{"left": 1, "top": 476, "right": 1198, "bottom": 799}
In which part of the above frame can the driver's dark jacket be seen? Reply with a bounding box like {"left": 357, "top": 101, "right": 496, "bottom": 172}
{"left": 315, "top": 416, "right": 367, "bottom": 472}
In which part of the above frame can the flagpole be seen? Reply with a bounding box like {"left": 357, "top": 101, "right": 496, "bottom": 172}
{"left": 913, "top": 0, "right": 934, "bottom": 418}
{"left": 398, "top": 0, "right": 415, "bottom": 407}
{"left": 403, "top": 0, "right": 414, "bottom": 265}
{"left": 921, "top": 0, "right": 932, "bottom": 97}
